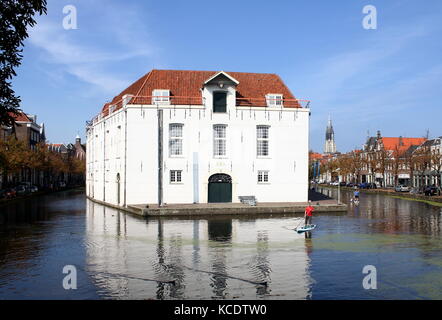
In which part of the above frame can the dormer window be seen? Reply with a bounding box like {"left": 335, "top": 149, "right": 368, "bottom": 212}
{"left": 152, "top": 89, "right": 170, "bottom": 105}
{"left": 266, "top": 94, "right": 283, "bottom": 107}
{"left": 213, "top": 91, "right": 227, "bottom": 113}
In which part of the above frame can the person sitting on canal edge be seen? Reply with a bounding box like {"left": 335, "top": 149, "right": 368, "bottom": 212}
{"left": 305, "top": 201, "right": 314, "bottom": 227}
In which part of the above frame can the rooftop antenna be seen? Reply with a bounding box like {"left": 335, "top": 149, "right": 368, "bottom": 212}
{"left": 425, "top": 129, "right": 430, "bottom": 139}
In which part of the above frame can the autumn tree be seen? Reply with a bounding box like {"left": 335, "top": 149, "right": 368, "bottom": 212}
{"left": 327, "top": 158, "right": 339, "bottom": 181}
{"left": 337, "top": 155, "right": 352, "bottom": 182}
{"left": 0, "top": 139, "right": 86, "bottom": 188}
{"left": 0, "top": 136, "right": 32, "bottom": 185}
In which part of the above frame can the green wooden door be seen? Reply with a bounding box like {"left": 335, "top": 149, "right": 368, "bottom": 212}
{"left": 208, "top": 174, "right": 232, "bottom": 203}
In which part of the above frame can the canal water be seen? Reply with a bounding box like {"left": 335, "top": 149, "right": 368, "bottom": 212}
{"left": 0, "top": 188, "right": 441, "bottom": 300}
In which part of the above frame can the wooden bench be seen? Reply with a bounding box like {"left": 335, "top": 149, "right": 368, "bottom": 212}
{"left": 238, "top": 196, "right": 257, "bottom": 206}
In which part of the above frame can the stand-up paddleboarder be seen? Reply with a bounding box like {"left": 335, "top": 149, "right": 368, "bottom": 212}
{"left": 304, "top": 200, "right": 314, "bottom": 227}
{"left": 353, "top": 188, "right": 360, "bottom": 204}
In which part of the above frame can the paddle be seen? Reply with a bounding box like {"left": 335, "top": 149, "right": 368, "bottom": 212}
{"left": 294, "top": 217, "right": 305, "bottom": 231}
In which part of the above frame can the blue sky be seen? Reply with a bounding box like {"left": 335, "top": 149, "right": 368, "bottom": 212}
{"left": 13, "top": 0, "right": 442, "bottom": 152}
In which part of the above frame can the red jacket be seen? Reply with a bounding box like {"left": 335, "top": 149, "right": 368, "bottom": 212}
{"left": 305, "top": 206, "right": 314, "bottom": 217}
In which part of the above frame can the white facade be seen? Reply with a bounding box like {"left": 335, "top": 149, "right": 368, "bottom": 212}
{"left": 86, "top": 71, "right": 310, "bottom": 206}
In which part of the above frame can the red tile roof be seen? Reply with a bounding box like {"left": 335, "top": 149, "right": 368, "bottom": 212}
{"left": 100, "top": 69, "right": 302, "bottom": 116}
{"left": 309, "top": 152, "right": 323, "bottom": 160}
{"left": 9, "top": 112, "right": 31, "bottom": 122}
{"left": 382, "top": 137, "right": 426, "bottom": 154}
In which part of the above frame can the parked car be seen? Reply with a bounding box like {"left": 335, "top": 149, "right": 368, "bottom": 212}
{"left": 424, "top": 185, "right": 438, "bottom": 196}
{"left": 358, "top": 183, "right": 369, "bottom": 189}
{"left": 346, "top": 182, "right": 355, "bottom": 188}
{"left": 368, "top": 183, "right": 377, "bottom": 189}
{"left": 5, "top": 188, "right": 17, "bottom": 199}
{"left": 0, "top": 189, "right": 6, "bottom": 199}
{"left": 395, "top": 185, "right": 410, "bottom": 192}
{"left": 59, "top": 181, "right": 66, "bottom": 188}
{"left": 30, "top": 185, "right": 38, "bottom": 193}
{"left": 339, "top": 182, "right": 347, "bottom": 187}
{"left": 15, "top": 185, "right": 29, "bottom": 196}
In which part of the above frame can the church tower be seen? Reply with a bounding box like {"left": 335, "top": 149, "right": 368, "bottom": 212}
{"left": 324, "top": 115, "right": 337, "bottom": 154}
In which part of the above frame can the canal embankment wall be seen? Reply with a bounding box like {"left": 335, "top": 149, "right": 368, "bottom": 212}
{"left": 320, "top": 184, "right": 442, "bottom": 205}
{"left": 87, "top": 196, "right": 347, "bottom": 218}
{"left": 0, "top": 186, "right": 86, "bottom": 206}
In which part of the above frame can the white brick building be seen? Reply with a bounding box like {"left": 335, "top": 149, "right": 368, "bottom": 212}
{"left": 86, "top": 70, "right": 310, "bottom": 206}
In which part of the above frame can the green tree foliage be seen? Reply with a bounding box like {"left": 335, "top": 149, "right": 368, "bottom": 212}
{"left": 0, "top": 0, "right": 47, "bottom": 126}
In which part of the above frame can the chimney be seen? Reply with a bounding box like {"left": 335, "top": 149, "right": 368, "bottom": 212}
{"left": 122, "top": 94, "right": 134, "bottom": 107}
{"left": 28, "top": 114, "right": 37, "bottom": 123}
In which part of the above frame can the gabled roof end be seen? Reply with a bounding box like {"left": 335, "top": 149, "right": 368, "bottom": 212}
{"left": 204, "top": 71, "right": 240, "bottom": 86}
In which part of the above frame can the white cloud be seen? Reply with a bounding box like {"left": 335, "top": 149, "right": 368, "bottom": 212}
{"left": 305, "top": 25, "right": 429, "bottom": 108}
{"left": 27, "top": 0, "right": 160, "bottom": 94}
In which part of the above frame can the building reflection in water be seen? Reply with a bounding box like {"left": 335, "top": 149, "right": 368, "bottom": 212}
{"left": 253, "top": 231, "right": 270, "bottom": 296}
{"left": 85, "top": 200, "right": 313, "bottom": 299}
{"left": 155, "top": 220, "right": 165, "bottom": 299}
{"left": 208, "top": 220, "right": 232, "bottom": 242}
{"left": 2, "top": 191, "right": 441, "bottom": 299}
{"left": 192, "top": 220, "right": 200, "bottom": 266}
{"left": 317, "top": 186, "right": 441, "bottom": 237}
{"left": 208, "top": 219, "right": 232, "bottom": 298}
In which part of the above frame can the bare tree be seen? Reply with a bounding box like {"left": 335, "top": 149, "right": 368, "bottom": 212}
{"left": 391, "top": 144, "right": 404, "bottom": 186}
{"left": 430, "top": 147, "right": 442, "bottom": 187}
{"left": 365, "top": 151, "right": 379, "bottom": 185}
{"left": 414, "top": 147, "right": 432, "bottom": 188}
{"left": 349, "top": 150, "right": 363, "bottom": 183}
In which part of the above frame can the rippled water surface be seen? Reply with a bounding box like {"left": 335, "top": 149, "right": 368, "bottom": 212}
{"left": 0, "top": 188, "right": 441, "bottom": 299}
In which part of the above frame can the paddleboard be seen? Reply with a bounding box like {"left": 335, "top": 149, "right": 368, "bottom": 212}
{"left": 296, "top": 224, "right": 317, "bottom": 233}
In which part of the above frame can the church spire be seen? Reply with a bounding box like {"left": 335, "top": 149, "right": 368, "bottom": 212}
{"left": 324, "top": 115, "right": 337, "bottom": 154}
